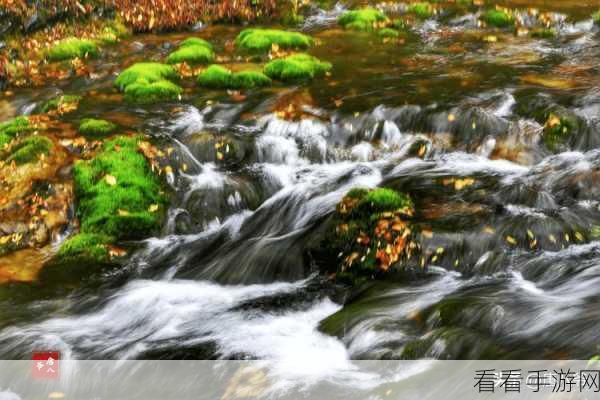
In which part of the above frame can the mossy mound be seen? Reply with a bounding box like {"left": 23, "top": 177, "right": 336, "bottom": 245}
{"left": 40, "top": 95, "right": 82, "bottom": 113}
{"left": 79, "top": 118, "right": 117, "bottom": 137}
{"left": 235, "top": 28, "right": 313, "bottom": 53}
{"left": 264, "top": 53, "right": 332, "bottom": 82}
{"left": 543, "top": 112, "right": 579, "bottom": 151}
{"left": 166, "top": 38, "right": 214, "bottom": 65}
{"left": 482, "top": 9, "right": 515, "bottom": 28}
{"left": 71, "top": 135, "right": 165, "bottom": 239}
{"left": 338, "top": 7, "right": 387, "bottom": 31}
{"left": 593, "top": 10, "right": 600, "bottom": 25}
{"left": 378, "top": 28, "right": 400, "bottom": 38}
{"left": 0, "top": 116, "right": 33, "bottom": 148}
{"left": 531, "top": 28, "right": 557, "bottom": 38}
{"left": 197, "top": 65, "right": 272, "bottom": 89}
{"left": 47, "top": 38, "right": 99, "bottom": 61}
{"left": 2, "top": 135, "right": 52, "bottom": 165}
{"left": 314, "top": 187, "right": 418, "bottom": 283}
{"left": 408, "top": 2, "right": 434, "bottom": 20}
{"left": 115, "top": 62, "right": 182, "bottom": 103}
{"left": 55, "top": 233, "right": 114, "bottom": 265}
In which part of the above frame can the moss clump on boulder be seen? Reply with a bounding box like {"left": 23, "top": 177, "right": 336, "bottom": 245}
{"left": 115, "top": 62, "right": 182, "bottom": 103}
{"left": 531, "top": 28, "right": 556, "bottom": 38}
{"left": 408, "top": 2, "right": 434, "bottom": 20}
{"left": 47, "top": 38, "right": 99, "bottom": 61}
{"left": 40, "top": 95, "right": 82, "bottom": 113}
{"left": 378, "top": 28, "right": 400, "bottom": 38}
{"left": 71, "top": 135, "right": 165, "bottom": 239}
{"left": 235, "top": 28, "right": 313, "bottom": 53}
{"left": 79, "top": 118, "right": 117, "bottom": 137}
{"left": 0, "top": 116, "right": 33, "bottom": 148}
{"left": 197, "top": 65, "right": 272, "bottom": 89}
{"left": 264, "top": 53, "right": 332, "bottom": 82}
{"left": 543, "top": 112, "right": 579, "bottom": 151}
{"left": 166, "top": 37, "right": 214, "bottom": 65}
{"left": 593, "top": 10, "right": 600, "bottom": 25}
{"left": 2, "top": 135, "right": 52, "bottom": 165}
{"left": 55, "top": 233, "right": 114, "bottom": 265}
{"left": 482, "top": 9, "right": 515, "bottom": 28}
{"left": 338, "top": 7, "right": 387, "bottom": 31}
{"left": 314, "top": 187, "right": 418, "bottom": 283}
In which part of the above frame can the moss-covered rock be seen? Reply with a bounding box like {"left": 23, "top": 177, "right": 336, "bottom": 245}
{"left": 481, "top": 9, "right": 515, "bottom": 28}
{"left": 0, "top": 116, "right": 33, "bottom": 148}
{"left": 235, "top": 28, "right": 313, "bottom": 53}
{"left": 2, "top": 135, "right": 53, "bottom": 165}
{"left": 338, "top": 7, "right": 387, "bottom": 31}
{"left": 166, "top": 38, "right": 214, "bottom": 65}
{"left": 55, "top": 233, "right": 114, "bottom": 265}
{"left": 593, "top": 10, "right": 600, "bottom": 25}
{"left": 40, "top": 95, "right": 82, "bottom": 113}
{"left": 79, "top": 118, "right": 117, "bottom": 137}
{"left": 408, "top": 2, "right": 434, "bottom": 20}
{"left": 543, "top": 112, "right": 579, "bottom": 151}
{"left": 70, "top": 135, "right": 165, "bottom": 239}
{"left": 100, "top": 20, "right": 130, "bottom": 44}
{"left": 264, "top": 53, "right": 332, "bottom": 82}
{"left": 197, "top": 65, "right": 272, "bottom": 89}
{"left": 378, "top": 28, "right": 400, "bottom": 38}
{"left": 530, "top": 28, "right": 557, "bottom": 39}
{"left": 313, "top": 187, "right": 418, "bottom": 283}
{"left": 47, "top": 38, "right": 99, "bottom": 61}
{"left": 115, "top": 62, "right": 182, "bottom": 103}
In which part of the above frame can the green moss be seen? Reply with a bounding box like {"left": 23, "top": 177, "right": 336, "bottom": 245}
{"left": 115, "top": 62, "right": 179, "bottom": 89}
{"left": 47, "top": 38, "right": 99, "bottom": 61}
{"left": 4, "top": 135, "right": 52, "bottom": 165}
{"left": 408, "top": 2, "right": 434, "bottom": 20}
{"left": 56, "top": 233, "right": 114, "bottom": 264}
{"left": 593, "top": 10, "right": 600, "bottom": 24}
{"left": 123, "top": 79, "right": 183, "bottom": 103}
{"left": 115, "top": 63, "right": 182, "bottom": 103}
{"left": 543, "top": 112, "right": 579, "bottom": 151}
{"left": 79, "top": 119, "right": 117, "bottom": 137}
{"left": 482, "top": 9, "right": 515, "bottom": 28}
{"left": 0, "top": 116, "right": 33, "bottom": 148}
{"left": 72, "top": 135, "right": 164, "bottom": 239}
{"left": 40, "top": 95, "right": 82, "bottom": 113}
{"left": 313, "top": 187, "right": 416, "bottom": 282}
{"left": 378, "top": 28, "right": 400, "bottom": 38}
{"left": 338, "top": 7, "right": 387, "bottom": 31}
{"left": 264, "top": 53, "right": 332, "bottom": 82}
{"left": 591, "top": 226, "right": 600, "bottom": 239}
{"left": 180, "top": 37, "right": 213, "bottom": 50}
{"left": 167, "top": 44, "right": 214, "bottom": 65}
{"left": 197, "top": 65, "right": 271, "bottom": 89}
{"left": 235, "top": 29, "right": 314, "bottom": 53}
{"left": 531, "top": 28, "right": 556, "bottom": 38}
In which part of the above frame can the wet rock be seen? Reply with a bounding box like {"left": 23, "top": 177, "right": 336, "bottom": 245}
{"left": 184, "top": 131, "right": 253, "bottom": 166}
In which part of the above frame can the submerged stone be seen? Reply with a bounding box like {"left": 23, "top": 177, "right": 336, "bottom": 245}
{"left": 235, "top": 28, "right": 313, "bottom": 53}
{"left": 115, "top": 62, "right": 182, "bottom": 103}
{"left": 39, "top": 95, "right": 82, "bottom": 114}
{"left": 47, "top": 38, "right": 99, "bottom": 61}
{"left": 197, "top": 65, "right": 271, "bottom": 89}
{"left": 530, "top": 28, "right": 557, "bottom": 39}
{"left": 312, "top": 187, "right": 418, "bottom": 283}
{"left": 78, "top": 118, "right": 117, "bottom": 137}
{"left": 481, "top": 9, "right": 515, "bottom": 28}
{"left": 543, "top": 111, "right": 579, "bottom": 151}
{"left": 338, "top": 7, "right": 387, "bottom": 31}
{"left": 264, "top": 53, "right": 332, "bottom": 82}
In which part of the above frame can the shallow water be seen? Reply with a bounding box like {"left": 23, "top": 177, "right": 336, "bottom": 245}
{"left": 0, "top": 0, "right": 599, "bottom": 380}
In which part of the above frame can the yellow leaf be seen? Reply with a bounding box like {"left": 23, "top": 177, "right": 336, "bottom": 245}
{"left": 148, "top": 204, "right": 159, "bottom": 213}
{"left": 118, "top": 209, "right": 130, "bottom": 216}
{"left": 506, "top": 235, "right": 517, "bottom": 245}
{"left": 105, "top": 174, "right": 117, "bottom": 186}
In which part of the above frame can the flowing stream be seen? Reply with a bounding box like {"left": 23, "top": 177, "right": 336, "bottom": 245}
{"left": 0, "top": 0, "right": 599, "bottom": 385}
